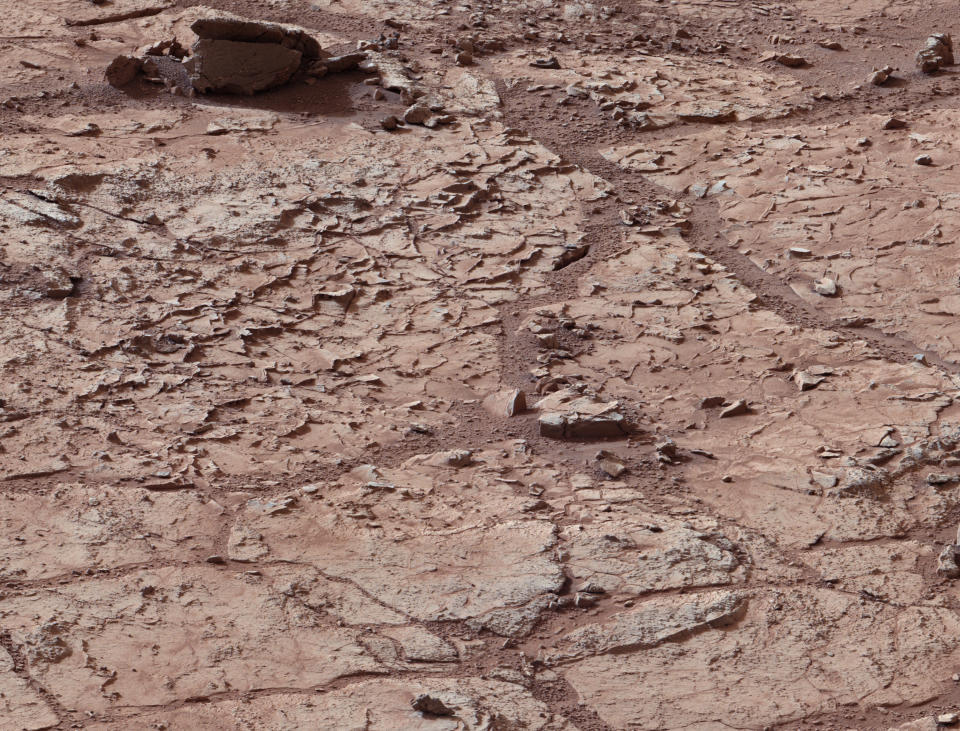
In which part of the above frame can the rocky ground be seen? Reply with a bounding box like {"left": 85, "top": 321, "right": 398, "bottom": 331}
{"left": 6, "top": 0, "right": 960, "bottom": 729}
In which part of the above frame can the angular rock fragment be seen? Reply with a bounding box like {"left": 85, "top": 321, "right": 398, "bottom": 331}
{"left": 403, "top": 101, "right": 432, "bottom": 125}
{"left": 869, "top": 65, "right": 894, "bottom": 85}
{"left": 185, "top": 40, "right": 302, "bottom": 95}
{"left": 105, "top": 54, "right": 142, "bottom": 87}
{"left": 719, "top": 399, "right": 750, "bottom": 418}
{"left": 813, "top": 277, "right": 838, "bottom": 296}
{"left": 917, "top": 33, "right": 953, "bottom": 73}
{"left": 655, "top": 437, "right": 678, "bottom": 464}
{"left": 596, "top": 449, "right": 626, "bottom": 477}
{"left": 794, "top": 370, "right": 825, "bottom": 391}
{"left": 938, "top": 545, "right": 960, "bottom": 578}
{"left": 411, "top": 693, "right": 456, "bottom": 716}
{"left": 483, "top": 388, "right": 526, "bottom": 417}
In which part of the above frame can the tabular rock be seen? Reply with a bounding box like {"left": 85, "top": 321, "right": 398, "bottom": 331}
{"left": 917, "top": 33, "right": 953, "bottom": 73}
{"left": 774, "top": 54, "right": 808, "bottom": 68}
{"left": 191, "top": 16, "right": 322, "bottom": 59}
{"left": 540, "top": 409, "right": 627, "bottom": 439}
{"left": 185, "top": 40, "right": 302, "bottom": 95}
{"left": 530, "top": 56, "right": 560, "bottom": 69}
{"left": 677, "top": 107, "right": 737, "bottom": 124}
{"left": 537, "top": 392, "right": 629, "bottom": 440}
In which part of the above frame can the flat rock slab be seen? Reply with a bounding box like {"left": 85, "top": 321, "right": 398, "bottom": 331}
{"left": 191, "top": 15, "right": 322, "bottom": 58}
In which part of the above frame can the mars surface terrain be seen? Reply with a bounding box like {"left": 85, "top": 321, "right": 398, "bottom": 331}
{"left": 4, "top": 0, "right": 960, "bottom": 728}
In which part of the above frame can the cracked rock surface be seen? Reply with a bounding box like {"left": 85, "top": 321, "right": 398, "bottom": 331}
{"left": 5, "top": 0, "right": 960, "bottom": 729}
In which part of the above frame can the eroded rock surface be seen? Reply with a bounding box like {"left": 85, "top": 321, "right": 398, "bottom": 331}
{"left": 4, "top": 0, "right": 960, "bottom": 728}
